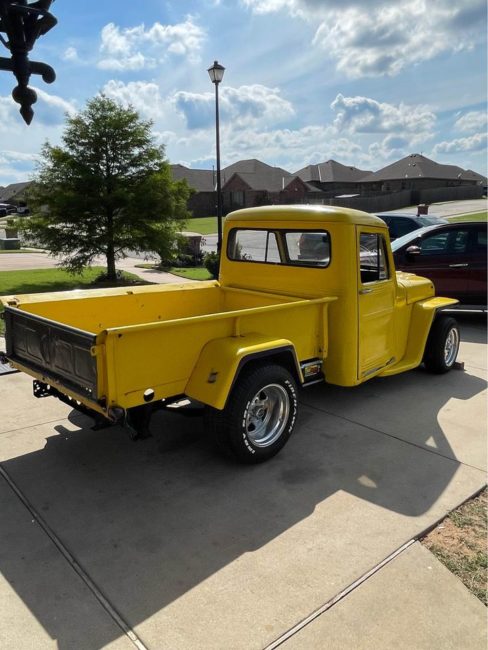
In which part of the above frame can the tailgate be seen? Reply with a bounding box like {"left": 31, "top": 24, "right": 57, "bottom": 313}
{"left": 4, "top": 306, "right": 98, "bottom": 402}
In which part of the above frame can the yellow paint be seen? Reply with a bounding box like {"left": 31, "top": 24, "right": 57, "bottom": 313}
{"left": 1, "top": 205, "right": 456, "bottom": 412}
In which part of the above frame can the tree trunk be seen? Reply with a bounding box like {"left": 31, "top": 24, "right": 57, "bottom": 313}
{"left": 106, "top": 244, "right": 117, "bottom": 282}
{"left": 106, "top": 207, "right": 117, "bottom": 282}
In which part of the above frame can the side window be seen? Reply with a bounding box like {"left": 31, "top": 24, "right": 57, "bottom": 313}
{"left": 475, "top": 227, "right": 487, "bottom": 251}
{"left": 420, "top": 229, "right": 469, "bottom": 255}
{"left": 450, "top": 229, "right": 469, "bottom": 253}
{"left": 230, "top": 190, "right": 245, "bottom": 207}
{"left": 360, "top": 233, "right": 389, "bottom": 284}
{"left": 286, "top": 232, "right": 330, "bottom": 266}
{"left": 420, "top": 232, "right": 449, "bottom": 254}
{"left": 228, "top": 229, "right": 280, "bottom": 263}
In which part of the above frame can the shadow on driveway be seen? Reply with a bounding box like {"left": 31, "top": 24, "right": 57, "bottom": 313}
{"left": 0, "top": 347, "right": 486, "bottom": 649}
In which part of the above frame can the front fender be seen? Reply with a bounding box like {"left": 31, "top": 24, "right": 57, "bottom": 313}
{"left": 380, "top": 296, "right": 458, "bottom": 377}
{"left": 185, "top": 333, "right": 300, "bottom": 410}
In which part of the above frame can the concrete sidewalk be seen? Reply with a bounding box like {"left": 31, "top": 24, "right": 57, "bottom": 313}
{"left": 0, "top": 315, "right": 486, "bottom": 649}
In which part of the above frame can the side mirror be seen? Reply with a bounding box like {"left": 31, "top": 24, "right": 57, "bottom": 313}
{"left": 405, "top": 245, "right": 421, "bottom": 258}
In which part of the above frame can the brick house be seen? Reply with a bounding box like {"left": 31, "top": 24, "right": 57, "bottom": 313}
{"left": 358, "top": 153, "right": 486, "bottom": 194}
{"left": 220, "top": 159, "right": 320, "bottom": 213}
{"left": 170, "top": 164, "right": 216, "bottom": 217}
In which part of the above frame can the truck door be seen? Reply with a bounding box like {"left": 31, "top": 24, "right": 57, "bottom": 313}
{"left": 357, "top": 230, "right": 396, "bottom": 379}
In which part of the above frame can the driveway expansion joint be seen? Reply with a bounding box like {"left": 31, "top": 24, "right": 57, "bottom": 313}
{"left": 264, "top": 538, "right": 417, "bottom": 650}
{"left": 0, "top": 464, "right": 149, "bottom": 650}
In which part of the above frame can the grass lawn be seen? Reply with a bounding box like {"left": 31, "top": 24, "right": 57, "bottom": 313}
{"left": 170, "top": 267, "right": 213, "bottom": 280}
{"left": 185, "top": 216, "right": 219, "bottom": 235}
{"left": 134, "top": 262, "right": 213, "bottom": 281}
{"left": 0, "top": 266, "right": 145, "bottom": 335}
{"left": 447, "top": 211, "right": 487, "bottom": 223}
{"left": 422, "top": 488, "right": 487, "bottom": 605}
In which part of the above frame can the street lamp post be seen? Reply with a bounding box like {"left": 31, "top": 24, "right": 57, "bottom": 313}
{"left": 207, "top": 60, "right": 225, "bottom": 252}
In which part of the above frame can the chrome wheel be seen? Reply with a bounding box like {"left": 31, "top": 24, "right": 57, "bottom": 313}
{"left": 444, "top": 327, "right": 459, "bottom": 367}
{"left": 245, "top": 384, "right": 290, "bottom": 448}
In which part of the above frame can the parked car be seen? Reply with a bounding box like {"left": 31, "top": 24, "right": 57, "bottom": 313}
{"left": 377, "top": 213, "right": 448, "bottom": 240}
{"left": 0, "top": 203, "right": 16, "bottom": 217}
{"left": 391, "top": 221, "right": 487, "bottom": 305}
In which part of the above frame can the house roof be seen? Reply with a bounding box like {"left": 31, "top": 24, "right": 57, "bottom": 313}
{"left": 463, "top": 169, "right": 488, "bottom": 184}
{"left": 359, "top": 154, "right": 485, "bottom": 182}
{"left": 170, "top": 164, "right": 215, "bottom": 192}
{"left": 221, "top": 159, "right": 292, "bottom": 190}
{"left": 0, "top": 181, "right": 31, "bottom": 202}
{"left": 220, "top": 158, "right": 321, "bottom": 193}
{"left": 295, "top": 160, "right": 371, "bottom": 183}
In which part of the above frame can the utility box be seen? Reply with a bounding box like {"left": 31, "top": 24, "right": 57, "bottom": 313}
{"left": 417, "top": 204, "right": 429, "bottom": 215}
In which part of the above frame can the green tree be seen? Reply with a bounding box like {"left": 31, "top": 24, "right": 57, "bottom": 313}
{"left": 24, "top": 95, "right": 191, "bottom": 281}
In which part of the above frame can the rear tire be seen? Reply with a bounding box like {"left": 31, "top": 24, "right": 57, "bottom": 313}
{"left": 423, "top": 315, "right": 460, "bottom": 374}
{"left": 205, "top": 364, "right": 298, "bottom": 464}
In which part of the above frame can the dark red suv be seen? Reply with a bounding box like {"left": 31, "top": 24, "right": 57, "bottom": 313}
{"left": 391, "top": 221, "right": 487, "bottom": 305}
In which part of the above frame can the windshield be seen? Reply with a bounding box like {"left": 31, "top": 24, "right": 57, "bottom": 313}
{"left": 418, "top": 216, "right": 446, "bottom": 226}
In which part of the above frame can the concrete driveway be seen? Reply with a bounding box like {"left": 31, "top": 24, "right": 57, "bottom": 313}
{"left": 0, "top": 313, "right": 486, "bottom": 649}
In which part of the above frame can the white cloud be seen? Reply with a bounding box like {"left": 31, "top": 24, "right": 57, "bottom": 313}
{"left": 62, "top": 47, "right": 79, "bottom": 62}
{"left": 34, "top": 88, "right": 76, "bottom": 117}
{"left": 174, "top": 84, "right": 294, "bottom": 130}
{"left": 102, "top": 80, "right": 167, "bottom": 119}
{"left": 454, "top": 111, "right": 487, "bottom": 133}
{"left": 98, "top": 18, "right": 206, "bottom": 71}
{"left": 433, "top": 132, "right": 487, "bottom": 154}
{"left": 242, "top": 0, "right": 486, "bottom": 77}
{"left": 0, "top": 150, "right": 39, "bottom": 184}
{"left": 331, "top": 94, "right": 436, "bottom": 141}
{"left": 178, "top": 123, "right": 362, "bottom": 172}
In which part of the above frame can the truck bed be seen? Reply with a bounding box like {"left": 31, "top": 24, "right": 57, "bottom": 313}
{"left": 3, "top": 281, "right": 332, "bottom": 413}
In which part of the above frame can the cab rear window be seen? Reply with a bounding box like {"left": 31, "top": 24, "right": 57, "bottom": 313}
{"left": 227, "top": 228, "right": 330, "bottom": 268}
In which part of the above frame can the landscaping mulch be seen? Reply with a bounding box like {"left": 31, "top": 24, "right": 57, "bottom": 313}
{"left": 422, "top": 488, "right": 487, "bottom": 605}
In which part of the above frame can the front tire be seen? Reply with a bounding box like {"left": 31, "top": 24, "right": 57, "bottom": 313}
{"left": 205, "top": 364, "right": 298, "bottom": 464}
{"left": 423, "top": 315, "right": 460, "bottom": 374}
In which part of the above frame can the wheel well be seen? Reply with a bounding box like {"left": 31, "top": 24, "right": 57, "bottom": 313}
{"left": 234, "top": 349, "right": 301, "bottom": 387}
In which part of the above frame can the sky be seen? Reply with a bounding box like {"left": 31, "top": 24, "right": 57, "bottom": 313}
{"left": 0, "top": 0, "right": 486, "bottom": 186}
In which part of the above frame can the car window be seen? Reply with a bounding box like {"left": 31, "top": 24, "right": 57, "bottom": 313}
{"left": 360, "top": 233, "right": 389, "bottom": 283}
{"left": 420, "top": 232, "right": 449, "bottom": 255}
{"left": 286, "top": 232, "right": 330, "bottom": 265}
{"left": 228, "top": 229, "right": 281, "bottom": 263}
{"left": 420, "top": 229, "right": 470, "bottom": 255}
{"left": 418, "top": 217, "right": 446, "bottom": 227}
{"left": 227, "top": 229, "right": 330, "bottom": 267}
{"left": 391, "top": 231, "right": 422, "bottom": 252}
{"left": 395, "top": 218, "right": 417, "bottom": 237}
{"left": 474, "top": 227, "right": 487, "bottom": 251}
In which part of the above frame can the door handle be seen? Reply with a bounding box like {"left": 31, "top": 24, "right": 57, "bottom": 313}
{"left": 449, "top": 263, "right": 468, "bottom": 268}
{"left": 359, "top": 288, "right": 373, "bottom": 294}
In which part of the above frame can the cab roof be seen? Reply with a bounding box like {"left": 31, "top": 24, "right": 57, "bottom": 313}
{"left": 225, "top": 204, "right": 386, "bottom": 227}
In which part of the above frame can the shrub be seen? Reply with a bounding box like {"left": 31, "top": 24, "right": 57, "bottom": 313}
{"left": 204, "top": 252, "right": 220, "bottom": 278}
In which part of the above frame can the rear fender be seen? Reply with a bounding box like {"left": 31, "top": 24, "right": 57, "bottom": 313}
{"left": 185, "top": 333, "right": 301, "bottom": 410}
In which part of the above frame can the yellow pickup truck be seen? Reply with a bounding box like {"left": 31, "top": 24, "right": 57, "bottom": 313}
{"left": 1, "top": 205, "right": 460, "bottom": 463}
